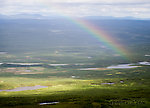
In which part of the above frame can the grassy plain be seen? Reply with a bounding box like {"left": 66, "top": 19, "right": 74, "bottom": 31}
{"left": 0, "top": 48, "right": 150, "bottom": 108}
{"left": 0, "top": 19, "right": 150, "bottom": 107}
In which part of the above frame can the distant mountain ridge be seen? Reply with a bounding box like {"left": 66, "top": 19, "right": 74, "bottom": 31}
{"left": 0, "top": 14, "right": 149, "bottom": 20}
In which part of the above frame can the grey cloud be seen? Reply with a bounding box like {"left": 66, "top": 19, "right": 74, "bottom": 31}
{"left": 0, "top": 0, "right": 150, "bottom": 19}
{"left": 57, "top": 2, "right": 150, "bottom": 6}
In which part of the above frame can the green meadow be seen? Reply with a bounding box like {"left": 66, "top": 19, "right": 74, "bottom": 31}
{"left": 0, "top": 48, "right": 150, "bottom": 108}
{"left": 0, "top": 19, "right": 150, "bottom": 108}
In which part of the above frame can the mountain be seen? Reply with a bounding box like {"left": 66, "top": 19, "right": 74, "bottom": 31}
{"left": 0, "top": 14, "right": 150, "bottom": 20}
{"left": 82, "top": 16, "right": 150, "bottom": 20}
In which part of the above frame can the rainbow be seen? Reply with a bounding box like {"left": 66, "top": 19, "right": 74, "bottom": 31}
{"left": 40, "top": 2, "right": 129, "bottom": 58}
{"left": 64, "top": 16, "right": 129, "bottom": 57}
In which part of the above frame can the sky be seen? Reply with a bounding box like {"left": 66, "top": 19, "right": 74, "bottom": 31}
{"left": 0, "top": 0, "right": 150, "bottom": 19}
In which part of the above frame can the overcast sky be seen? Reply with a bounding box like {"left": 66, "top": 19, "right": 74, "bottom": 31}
{"left": 0, "top": 0, "right": 150, "bottom": 18}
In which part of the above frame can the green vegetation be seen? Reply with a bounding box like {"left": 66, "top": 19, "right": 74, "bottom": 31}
{"left": 0, "top": 19, "right": 150, "bottom": 107}
{"left": 0, "top": 45, "right": 150, "bottom": 108}
{"left": 0, "top": 60, "right": 150, "bottom": 107}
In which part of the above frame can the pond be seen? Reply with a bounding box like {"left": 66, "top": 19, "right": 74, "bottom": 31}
{"left": 0, "top": 85, "right": 48, "bottom": 92}
{"left": 79, "top": 68, "right": 107, "bottom": 70}
{"left": 49, "top": 64, "right": 68, "bottom": 66}
{"left": 101, "top": 82, "right": 115, "bottom": 85}
{"left": 39, "top": 102, "right": 59, "bottom": 105}
{"left": 0, "top": 52, "right": 7, "bottom": 54}
{"left": 138, "top": 62, "right": 150, "bottom": 65}
{"left": 79, "top": 64, "right": 139, "bottom": 70}
{"left": 106, "top": 64, "right": 139, "bottom": 69}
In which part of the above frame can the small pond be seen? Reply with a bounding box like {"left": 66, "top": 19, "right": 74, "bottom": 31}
{"left": 0, "top": 85, "right": 47, "bottom": 92}
{"left": 39, "top": 102, "right": 59, "bottom": 105}
{"left": 138, "top": 62, "right": 150, "bottom": 65}
{"left": 106, "top": 64, "right": 139, "bottom": 69}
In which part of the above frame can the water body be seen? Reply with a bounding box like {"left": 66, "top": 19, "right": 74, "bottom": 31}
{"left": 6, "top": 63, "right": 42, "bottom": 66}
{"left": 106, "top": 64, "right": 139, "bottom": 69}
{"left": 101, "top": 82, "right": 115, "bottom": 85}
{"left": 0, "top": 52, "right": 7, "bottom": 54}
{"left": 145, "top": 55, "right": 150, "bottom": 56}
{"left": 79, "top": 64, "right": 138, "bottom": 70}
{"left": 79, "top": 68, "right": 100, "bottom": 70}
{"left": 0, "top": 85, "right": 47, "bottom": 92}
{"left": 139, "top": 62, "right": 150, "bottom": 65}
{"left": 39, "top": 102, "right": 59, "bottom": 105}
{"left": 49, "top": 64, "right": 68, "bottom": 66}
